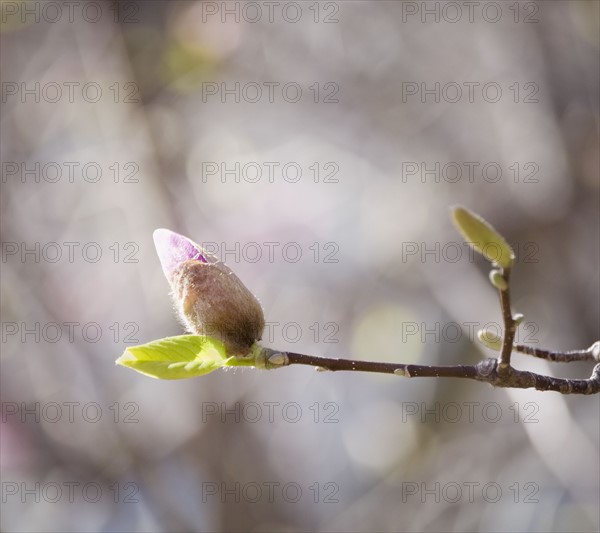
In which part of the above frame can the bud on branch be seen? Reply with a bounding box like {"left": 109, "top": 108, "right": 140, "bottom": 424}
{"left": 153, "top": 229, "right": 265, "bottom": 357}
{"left": 116, "top": 210, "right": 600, "bottom": 395}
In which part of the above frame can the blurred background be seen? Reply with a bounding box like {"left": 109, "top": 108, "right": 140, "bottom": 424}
{"left": 1, "top": 1, "right": 599, "bottom": 531}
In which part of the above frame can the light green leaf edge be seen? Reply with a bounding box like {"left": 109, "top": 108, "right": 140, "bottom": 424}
{"left": 451, "top": 206, "right": 515, "bottom": 269}
{"left": 116, "top": 335, "right": 255, "bottom": 380}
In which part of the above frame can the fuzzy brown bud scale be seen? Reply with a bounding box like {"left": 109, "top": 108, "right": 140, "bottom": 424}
{"left": 154, "top": 229, "right": 265, "bottom": 357}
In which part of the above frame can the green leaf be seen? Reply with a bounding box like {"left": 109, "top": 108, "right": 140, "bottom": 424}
{"left": 451, "top": 206, "right": 515, "bottom": 269}
{"left": 116, "top": 335, "right": 236, "bottom": 380}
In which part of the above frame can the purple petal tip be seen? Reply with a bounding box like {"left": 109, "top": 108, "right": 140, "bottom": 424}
{"left": 153, "top": 228, "right": 206, "bottom": 280}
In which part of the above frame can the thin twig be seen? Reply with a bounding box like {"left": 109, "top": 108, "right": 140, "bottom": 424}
{"left": 515, "top": 343, "right": 600, "bottom": 363}
{"left": 261, "top": 350, "right": 600, "bottom": 395}
{"left": 284, "top": 352, "right": 479, "bottom": 378}
{"left": 257, "top": 266, "right": 600, "bottom": 395}
{"left": 497, "top": 268, "right": 516, "bottom": 374}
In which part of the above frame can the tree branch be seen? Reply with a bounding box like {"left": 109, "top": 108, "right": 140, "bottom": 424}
{"left": 258, "top": 262, "right": 600, "bottom": 396}
{"left": 497, "top": 268, "right": 516, "bottom": 374}
{"left": 260, "top": 350, "right": 600, "bottom": 395}
{"left": 515, "top": 342, "right": 600, "bottom": 363}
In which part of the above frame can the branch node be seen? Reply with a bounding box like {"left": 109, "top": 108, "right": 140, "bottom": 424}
{"left": 477, "top": 358, "right": 497, "bottom": 377}
{"left": 255, "top": 347, "right": 289, "bottom": 369}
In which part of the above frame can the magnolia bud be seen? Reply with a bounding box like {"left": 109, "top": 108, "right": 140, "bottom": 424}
{"left": 153, "top": 229, "right": 265, "bottom": 357}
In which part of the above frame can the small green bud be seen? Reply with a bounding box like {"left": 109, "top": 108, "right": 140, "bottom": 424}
{"left": 590, "top": 341, "right": 600, "bottom": 361}
{"left": 513, "top": 313, "right": 525, "bottom": 325}
{"left": 154, "top": 229, "right": 265, "bottom": 357}
{"left": 489, "top": 269, "right": 508, "bottom": 291}
{"left": 451, "top": 206, "right": 515, "bottom": 269}
{"left": 477, "top": 329, "right": 503, "bottom": 351}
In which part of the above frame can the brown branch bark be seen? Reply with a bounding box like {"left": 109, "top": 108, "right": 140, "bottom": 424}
{"left": 256, "top": 245, "right": 600, "bottom": 396}
{"left": 515, "top": 343, "right": 600, "bottom": 363}
{"left": 261, "top": 351, "right": 600, "bottom": 395}
{"left": 497, "top": 268, "right": 516, "bottom": 375}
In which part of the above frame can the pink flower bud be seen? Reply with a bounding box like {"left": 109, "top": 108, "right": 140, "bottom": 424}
{"left": 153, "top": 229, "right": 265, "bottom": 357}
